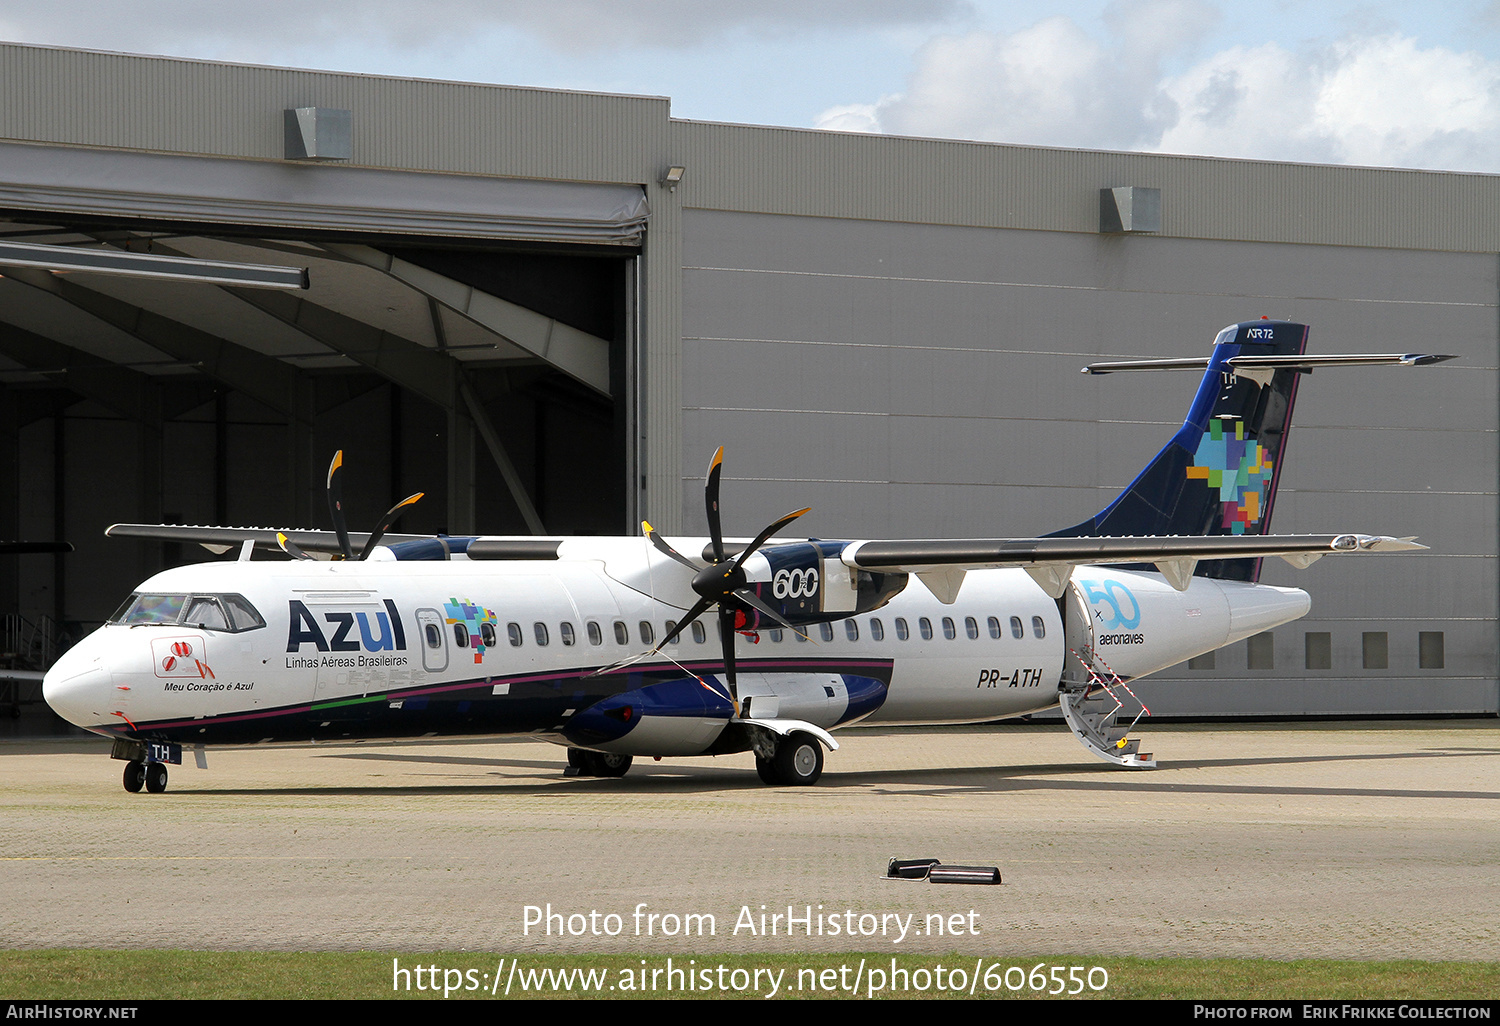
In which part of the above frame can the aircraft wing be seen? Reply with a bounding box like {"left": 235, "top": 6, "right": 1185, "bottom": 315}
{"left": 839, "top": 533, "right": 1425, "bottom": 599}
{"left": 105, "top": 523, "right": 432, "bottom": 557}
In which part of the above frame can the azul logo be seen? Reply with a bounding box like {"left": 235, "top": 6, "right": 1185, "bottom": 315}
{"left": 286, "top": 599, "right": 407, "bottom": 653}
{"left": 1081, "top": 579, "right": 1141, "bottom": 631}
{"left": 1187, "top": 416, "right": 1275, "bottom": 535}
{"left": 772, "top": 567, "right": 819, "bottom": 600}
{"left": 444, "top": 596, "right": 498, "bottom": 664}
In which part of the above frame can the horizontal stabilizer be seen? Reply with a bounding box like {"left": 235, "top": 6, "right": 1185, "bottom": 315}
{"left": 1083, "top": 353, "right": 1456, "bottom": 374}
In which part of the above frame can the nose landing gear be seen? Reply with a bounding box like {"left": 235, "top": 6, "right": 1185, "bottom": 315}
{"left": 121, "top": 759, "right": 168, "bottom": 792}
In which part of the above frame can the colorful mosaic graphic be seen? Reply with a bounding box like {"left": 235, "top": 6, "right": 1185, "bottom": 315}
{"left": 1187, "top": 417, "right": 1274, "bottom": 534}
{"left": 444, "top": 596, "right": 498, "bottom": 664}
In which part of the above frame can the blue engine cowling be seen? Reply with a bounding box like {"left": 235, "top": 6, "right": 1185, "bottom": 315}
{"left": 726, "top": 540, "right": 907, "bottom": 629}
{"left": 562, "top": 677, "right": 735, "bottom": 756}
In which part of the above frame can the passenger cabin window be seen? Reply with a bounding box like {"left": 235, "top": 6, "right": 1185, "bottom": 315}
{"left": 639, "top": 621, "right": 655, "bottom": 645}
{"left": 1031, "top": 616, "right": 1046, "bottom": 639}
{"left": 614, "top": 621, "right": 629, "bottom": 645}
{"left": 941, "top": 617, "right": 956, "bottom": 640}
{"left": 870, "top": 618, "right": 885, "bottom": 641}
{"left": 665, "top": 620, "right": 679, "bottom": 645}
{"left": 819, "top": 622, "right": 835, "bottom": 642}
{"left": 895, "top": 618, "right": 910, "bottom": 641}
{"left": 965, "top": 616, "right": 979, "bottom": 640}
{"left": 480, "top": 623, "right": 498, "bottom": 648}
{"left": 534, "top": 622, "right": 550, "bottom": 646}
{"left": 691, "top": 621, "right": 707, "bottom": 644}
{"left": 987, "top": 616, "right": 1001, "bottom": 640}
{"left": 845, "top": 619, "right": 859, "bottom": 642}
{"left": 768, "top": 628, "right": 784, "bottom": 642}
{"left": 424, "top": 623, "right": 442, "bottom": 649}
{"left": 507, "top": 622, "right": 523, "bottom": 647}
{"left": 560, "top": 622, "right": 576, "bottom": 647}
{"left": 452, "top": 623, "right": 469, "bottom": 648}
{"left": 1010, "top": 616, "right": 1024, "bottom": 640}
{"left": 919, "top": 617, "right": 934, "bottom": 641}
{"left": 587, "top": 621, "right": 603, "bottom": 646}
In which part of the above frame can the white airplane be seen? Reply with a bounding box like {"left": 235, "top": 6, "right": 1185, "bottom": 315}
{"left": 42, "top": 319, "right": 1447, "bottom": 793}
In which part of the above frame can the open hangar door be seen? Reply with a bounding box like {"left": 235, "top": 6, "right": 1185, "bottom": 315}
{"left": 0, "top": 151, "right": 644, "bottom": 657}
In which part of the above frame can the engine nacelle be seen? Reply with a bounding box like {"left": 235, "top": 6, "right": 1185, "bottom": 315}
{"left": 735, "top": 541, "right": 907, "bottom": 628}
{"left": 562, "top": 677, "right": 733, "bottom": 756}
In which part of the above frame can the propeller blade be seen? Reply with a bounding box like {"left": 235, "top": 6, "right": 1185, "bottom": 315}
{"left": 657, "top": 597, "right": 715, "bottom": 650}
{"left": 731, "top": 507, "right": 812, "bottom": 572}
{"left": 705, "top": 446, "right": 725, "bottom": 563}
{"left": 733, "top": 588, "right": 798, "bottom": 632}
{"left": 276, "top": 532, "right": 316, "bottom": 561}
{"left": 357, "top": 492, "right": 424, "bottom": 560}
{"left": 325, "top": 451, "right": 354, "bottom": 560}
{"left": 718, "top": 604, "right": 739, "bottom": 710}
{"left": 643, "top": 521, "right": 703, "bottom": 571}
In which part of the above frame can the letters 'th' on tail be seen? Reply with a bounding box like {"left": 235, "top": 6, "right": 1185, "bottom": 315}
{"left": 1048, "top": 319, "right": 1310, "bottom": 583}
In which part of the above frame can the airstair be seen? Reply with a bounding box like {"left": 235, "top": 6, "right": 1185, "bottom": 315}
{"left": 1059, "top": 645, "right": 1156, "bottom": 769}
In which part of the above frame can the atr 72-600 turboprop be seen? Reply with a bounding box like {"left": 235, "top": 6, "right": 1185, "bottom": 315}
{"left": 43, "top": 320, "right": 1447, "bottom": 792}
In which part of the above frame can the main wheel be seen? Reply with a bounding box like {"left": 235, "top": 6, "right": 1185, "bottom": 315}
{"left": 771, "top": 732, "right": 824, "bottom": 786}
{"left": 754, "top": 756, "right": 778, "bottom": 785}
{"left": 586, "top": 752, "right": 633, "bottom": 778}
{"left": 122, "top": 760, "right": 146, "bottom": 793}
{"left": 144, "top": 762, "right": 168, "bottom": 793}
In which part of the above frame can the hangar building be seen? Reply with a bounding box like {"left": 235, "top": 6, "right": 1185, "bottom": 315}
{"left": 0, "top": 41, "right": 1493, "bottom": 719}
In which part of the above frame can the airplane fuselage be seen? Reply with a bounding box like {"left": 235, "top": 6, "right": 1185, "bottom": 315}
{"left": 43, "top": 536, "right": 1311, "bottom": 756}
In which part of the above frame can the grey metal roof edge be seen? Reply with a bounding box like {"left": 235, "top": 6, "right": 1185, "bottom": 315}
{"left": 670, "top": 116, "right": 1500, "bottom": 183}
{"left": 0, "top": 40, "right": 673, "bottom": 107}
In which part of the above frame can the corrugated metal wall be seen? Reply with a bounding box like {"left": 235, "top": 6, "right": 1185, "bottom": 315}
{"left": 671, "top": 119, "right": 1500, "bottom": 254}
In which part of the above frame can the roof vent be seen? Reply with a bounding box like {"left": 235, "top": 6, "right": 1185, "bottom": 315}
{"left": 1099, "top": 186, "right": 1160, "bottom": 233}
{"left": 284, "top": 107, "right": 352, "bottom": 162}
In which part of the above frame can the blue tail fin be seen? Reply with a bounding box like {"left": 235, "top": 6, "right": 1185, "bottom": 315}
{"left": 1048, "top": 319, "right": 1309, "bottom": 582}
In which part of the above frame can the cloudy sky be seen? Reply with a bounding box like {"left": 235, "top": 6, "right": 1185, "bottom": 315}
{"left": 4, "top": 1, "right": 1500, "bottom": 172}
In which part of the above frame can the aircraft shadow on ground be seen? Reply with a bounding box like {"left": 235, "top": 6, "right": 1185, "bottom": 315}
{"left": 154, "top": 744, "right": 1500, "bottom": 800}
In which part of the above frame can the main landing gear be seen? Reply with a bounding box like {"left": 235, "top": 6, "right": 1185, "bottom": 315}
{"left": 565, "top": 749, "right": 634, "bottom": 778}
{"left": 755, "top": 731, "right": 824, "bottom": 786}
{"left": 121, "top": 760, "right": 168, "bottom": 793}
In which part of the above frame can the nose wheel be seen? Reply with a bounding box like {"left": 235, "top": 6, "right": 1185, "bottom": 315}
{"left": 122, "top": 760, "right": 169, "bottom": 793}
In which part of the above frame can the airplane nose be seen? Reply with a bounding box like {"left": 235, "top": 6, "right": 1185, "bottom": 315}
{"left": 42, "top": 645, "right": 115, "bottom": 730}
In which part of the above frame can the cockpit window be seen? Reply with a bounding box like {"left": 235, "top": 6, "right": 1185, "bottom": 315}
{"left": 111, "top": 592, "right": 266, "bottom": 633}
{"left": 183, "top": 596, "right": 230, "bottom": 631}
{"left": 114, "top": 594, "right": 185, "bottom": 624}
{"left": 222, "top": 595, "right": 266, "bottom": 632}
